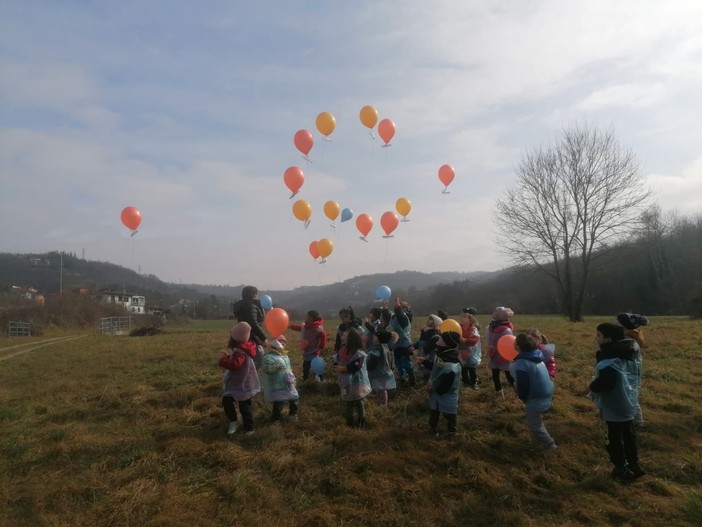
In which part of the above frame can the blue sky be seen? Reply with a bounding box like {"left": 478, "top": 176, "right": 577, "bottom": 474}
{"left": 1, "top": 1, "right": 701, "bottom": 290}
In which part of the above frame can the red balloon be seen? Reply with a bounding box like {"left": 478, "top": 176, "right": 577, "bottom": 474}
{"left": 294, "top": 129, "right": 314, "bottom": 156}
{"left": 497, "top": 334, "right": 518, "bottom": 361}
{"left": 309, "top": 240, "right": 320, "bottom": 260}
{"left": 380, "top": 211, "right": 399, "bottom": 236}
{"left": 120, "top": 206, "right": 141, "bottom": 231}
{"left": 378, "top": 119, "right": 396, "bottom": 145}
{"left": 438, "top": 164, "right": 455, "bottom": 188}
{"left": 356, "top": 213, "right": 373, "bottom": 238}
{"left": 283, "top": 166, "right": 304, "bottom": 197}
{"left": 265, "top": 307, "right": 289, "bottom": 338}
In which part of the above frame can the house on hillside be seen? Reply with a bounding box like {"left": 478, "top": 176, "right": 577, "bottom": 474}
{"left": 98, "top": 290, "right": 146, "bottom": 314}
{"left": 11, "top": 286, "right": 45, "bottom": 305}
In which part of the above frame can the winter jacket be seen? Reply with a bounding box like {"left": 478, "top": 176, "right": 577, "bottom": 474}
{"left": 487, "top": 320, "right": 514, "bottom": 371}
{"left": 333, "top": 319, "right": 366, "bottom": 352}
{"left": 219, "top": 341, "right": 260, "bottom": 401}
{"left": 459, "top": 325, "right": 481, "bottom": 368}
{"left": 334, "top": 347, "right": 372, "bottom": 401}
{"left": 414, "top": 327, "right": 440, "bottom": 375}
{"left": 290, "top": 320, "right": 327, "bottom": 361}
{"left": 539, "top": 343, "right": 557, "bottom": 379}
{"left": 261, "top": 350, "right": 299, "bottom": 402}
{"left": 590, "top": 339, "right": 640, "bottom": 422}
{"left": 232, "top": 298, "right": 267, "bottom": 345}
{"left": 509, "top": 349, "right": 554, "bottom": 413}
{"left": 366, "top": 343, "right": 397, "bottom": 391}
{"left": 428, "top": 347, "right": 461, "bottom": 414}
{"left": 389, "top": 306, "right": 413, "bottom": 354}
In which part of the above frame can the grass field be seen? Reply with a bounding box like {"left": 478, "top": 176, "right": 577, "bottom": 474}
{"left": 1, "top": 316, "right": 701, "bottom": 527}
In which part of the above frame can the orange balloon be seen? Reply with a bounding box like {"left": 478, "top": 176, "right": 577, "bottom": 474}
{"left": 283, "top": 166, "right": 304, "bottom": 197}
{"left": 356, "top": 213, "right": 373, "bottom": 238}
{"left": 378, "top": 119, "right": 396, "bottom": 145}
{"left": 309, "top": 241, "right": 320, "bottom": 260}
{"left": 294, "top": 129, "right": 314, "bottom": 156}
{"left": 359, "top": 105, "right": 378, "bottom": 129}
{"left": 316, "top": 112, "right": 336, "bottom": 137}
{"left": 265, "top": 307, "right": 289, "bottom": 338}
{"left": 318, "top": 238, "right": 334, "bottom": 258}
{"left": 438, "top": 164, "right": 455, "bottom": 187}
{"left": 380, "top": 211, "right": 399, "bottom": 236}
{"left": 395, "top": 197, "right": 411, "bottom": 218}
{"left": 120, "top": 206, "right": 142, "bottom": 231}
{"left": 292, "top": 199, "right": 312, "bottom": 222}
{"left": 324, "top": 200, "right": 340, "bottom": 222}
{"left": 497, "top": 334, "right": 518, "bottom": 361}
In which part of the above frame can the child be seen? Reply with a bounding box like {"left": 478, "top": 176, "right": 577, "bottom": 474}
{"left": 333, "top": 327, "right": 372, "bottom": 428}
{"left": 487, "top": 306, "right": 516, "bottom": 398}
{"left": 334, "top": 306, "right": 365, "bottom": 352}
{"left": 526, "top": 328, "right": 557, "bottom": 380}
{"left": 363, "top": 307, "right": 383, "bottom": 339}
{"left": 413, "top": 314, "right": 442, "bottom": 381}
{"left": 261, "top": 335, "right": 299, "bottom": 423}
{"left": 218, "top": 322, "right": 260, "bottom": 436}
{"left": 458, "top": 312, "right": 482, "bottom": 389}
{"left": 426, "top": 331, "right": 462, "bottom": 437}
{"left": 289, "top": 310, "right": 327, "bottom": 381}
{"left": 588, "top": 322, "right": 645, "bottom": 482}
{"left": 616, "top": 312, "right": 648, "bottom": 429}
{"left": 510, "top": 333, "right": 557, "bottom": 450}
{"left": 387, "top": 296, "right": 415, "bottom": 387}
{"left": 461, "top": 307, "right": 481, "bottom": 330}
{"left": 366, "top": 330, "right": 397, "bottom": 405}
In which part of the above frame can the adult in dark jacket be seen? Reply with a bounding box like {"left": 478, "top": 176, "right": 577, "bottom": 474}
{"left": 232, "top": 285, "right": 268, "bottom": 348}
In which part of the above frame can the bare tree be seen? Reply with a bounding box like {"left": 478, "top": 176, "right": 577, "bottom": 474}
{"left": 494, "top": 123, "right": 652, "bottom": 321}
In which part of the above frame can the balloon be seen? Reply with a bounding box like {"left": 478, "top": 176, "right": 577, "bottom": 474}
{"left": 497, "top": 334, "right": 518, "bottom": 361}
{"left": 120, "top": 206, "right": 141, "bottom": 232}
{"left": 309, "top": 240, "right": 320, "bottom": 260}
{"left": 359, "top": 105, "right": 378, "bottom": 129}
{"left": 378, "top": 119, "right": 396, "bottom": 146}
{"left": 264, "top": 307, "right": 289, "bottom": 339}
{"left": 438, "top": 164, "right": 455, "bottom": 191}
{"left": 311, "top": 356, "right": 326, "bottom": 376}
{"left": 324, "top": 200, "right": 340, "bottom": 222}
{"left": 439, "top": 319, "right": 462, "bottom": 335}
{"left": 395, "top": 197, "right": 412, "bottom": 219}
{"left": 376, "top": 285, "right": 391, "bottom": 301}
{"left": 340, "top": 207, "right": 354, "bottom": 222}
{"left": 283, "top": 166, "right": 304, "bottom": 198}
{"left": 316, "top": 112, "right": 336, "bottom": 137}
{"left": 380, "top": 211, "right": 399, "bottom": 237}
{"left": 294, "top": 129, "right": 314, "bottom": 157}
{"left": 317, "top": 238, "right": 334, "bottom": 261}
{"left": 356, "top": 213, "right": 373, "bottom": 241}
{"left": 260, "top": 294, "right": 273, "bottom": 311}
{"left": 292, "top": 199, "right": 312, "bottom": 227}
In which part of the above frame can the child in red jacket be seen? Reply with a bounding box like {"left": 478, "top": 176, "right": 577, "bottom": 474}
{"left": 289, "top": 309, "right": 327, "bottom": 381}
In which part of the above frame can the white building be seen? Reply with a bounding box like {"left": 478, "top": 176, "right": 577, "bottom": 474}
{"left": 99, "top": 290, "right": 146, "bottom": 314}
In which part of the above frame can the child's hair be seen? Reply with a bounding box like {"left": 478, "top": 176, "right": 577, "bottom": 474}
{"left": 345, "top": 327, "right": 363, "bottom": 353}
{"left": 436, "top": 310, "right": 448, "bottom": 320}
{"left": 597, "top": 323, "right": 624, "bottom": 342}
{"left": 460, "top": 312, "right": 477, "bottom": 326}
{"left": 241, "top": 285, "right": 258, "bottom": 299}
{"left": 369, "top": 307, "right": 382, "bottom": 320}
{"left": 307, "top": 309, "right": 321, "bottom": 321}
{"left": 515, "top": 333, "right": 538, "bottom": 352}
{"left": 339, "top": 306, "right": 356, "bottom": 320}
{"left": 380, "top": 308, "right": 392, "bottom": 325}
{"left": 525, "top": 328, "right": 548, "bottom": 344}
{"left": 376, "top": 330, "right": 392, "bottom": 344}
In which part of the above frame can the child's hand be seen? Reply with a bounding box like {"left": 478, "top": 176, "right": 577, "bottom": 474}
{"left": 425, "top": 383, "right": 433, "bottom": 394}
{"left": 333, "top": 365, "right": 346, "bottom": 373}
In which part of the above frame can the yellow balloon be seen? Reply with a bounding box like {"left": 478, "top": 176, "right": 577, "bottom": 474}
{"left": 395, "top": 197, "right": 412, "bottom": 217}
{"left": 324, "top": 200, "right": 340, "bottom": 221}
{"left": 318, "top": 238, "right": 334, "bottom": 258}
{"left": 292, "top": 199, "right": 312, "bottom": 222}
{"left": 359, "top": 105, "right": 378, "bottom": 129}
{"left": 439, "top": 319, "right": 461, "bottom": 335}
{"left": 316, "top": 112, "right": 336, "bottom": 137}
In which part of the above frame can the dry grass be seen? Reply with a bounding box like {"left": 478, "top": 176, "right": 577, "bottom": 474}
{"left": 1, "top": 316, "right": 701, "bottom": 527}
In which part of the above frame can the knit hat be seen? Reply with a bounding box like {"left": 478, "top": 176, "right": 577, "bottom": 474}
{"left": 597, "top": 323, "right": 624, "bottom": 342}
{"left": 270, "top": 335, "right": 287, "bottom": 350}
{"left": 230, "top": 322, "right": 251, "bottom": 342}
{"left": 493, "top": 306, "right": 514, "bottom": 321}
{"left": 439, "top": 331, "right": 461, "bottom": 349}
{"left": 428, "top": 315, "right": 443, "bottom": 328}
{"left": 462, "top": 307, "right": 478, "bottom": 315}
{"left": 617, "top": 313, "right": 649, "bottom": 330}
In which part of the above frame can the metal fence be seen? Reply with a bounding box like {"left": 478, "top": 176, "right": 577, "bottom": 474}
{"left": 7, "top": 321, "right": 31, "bottom": 337}
{"left": 98, "top": 316, "right": 133, "bottom": 335}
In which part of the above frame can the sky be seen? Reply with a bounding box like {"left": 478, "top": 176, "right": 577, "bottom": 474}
{"left": 1, "top": 1, "right": 701, "bottom": 291}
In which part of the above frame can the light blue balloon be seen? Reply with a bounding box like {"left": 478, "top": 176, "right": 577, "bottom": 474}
{"left": 260, "top": 294, "right": 273, "bottom": 311}
{"left": 340, "top": 207, "right": 354, "bottom": 222}
{"left": 376, "top": 285, "right": 391, "bottom": 301}
{"left": 311, "top": 356, "right": 326, "bottom": 376}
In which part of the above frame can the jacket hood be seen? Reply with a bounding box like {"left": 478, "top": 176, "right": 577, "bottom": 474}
{"left": 305, "top": 319, "right": 324, "bottom": 329}
{"left": 515, "top": 349, "right": 544, "bottom": 363}
{"left": 436, "top": 347, "right": 460, "bottom": 363}
{"left": 597, "top": 338, "right": 637, "bottom": 362}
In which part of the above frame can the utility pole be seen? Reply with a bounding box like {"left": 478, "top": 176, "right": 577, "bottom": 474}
{"left": 60, "top": 253, "right": 63, "bottom": 297}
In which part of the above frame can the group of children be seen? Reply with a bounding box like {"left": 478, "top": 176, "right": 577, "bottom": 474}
{"left": 219, "top": 285, "right": 649, "bottom": 482}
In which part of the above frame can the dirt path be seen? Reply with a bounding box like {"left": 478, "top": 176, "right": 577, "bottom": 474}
{"left": 0, "top": 335, "right": 87, "bottom": 362}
